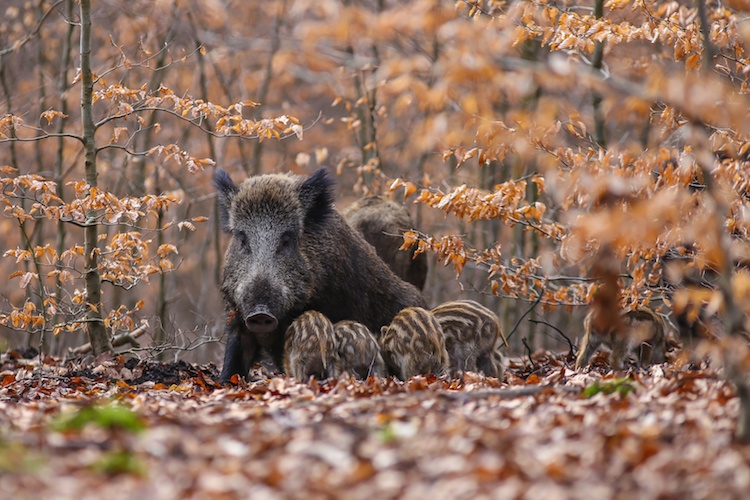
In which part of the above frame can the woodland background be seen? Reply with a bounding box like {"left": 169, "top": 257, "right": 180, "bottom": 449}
{"left": 1, "top": 0, "right": 750, "bottom": 363}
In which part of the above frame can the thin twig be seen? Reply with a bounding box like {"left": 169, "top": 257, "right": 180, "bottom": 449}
{"left": 507, "top": 292, "right": 543, "bottom": 341}
{"left": 522, "top": 337, "right": 536, "bottom": 369}
{"left": 0, "top": 0, "right": 66, "bottom": 57}
{"left": 528, "top": 318, "right": 576, "bottom": 355}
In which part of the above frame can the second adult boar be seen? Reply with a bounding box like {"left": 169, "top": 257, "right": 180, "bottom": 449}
{"left": 215, "top": 168, "right": 426, "bottom": 382}
{"left": 342, "top": 195, "right": 428, "bottom": 290}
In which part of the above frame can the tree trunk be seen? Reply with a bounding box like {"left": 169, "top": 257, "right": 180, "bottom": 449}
{"left": 80, "top": 0, "right": 112, "bottom": 356}
{"left": 52, "top": 0, "right": 75, "bottom": 355}
{"left": 591, "top": 0, "right": 606, "bottom": 148}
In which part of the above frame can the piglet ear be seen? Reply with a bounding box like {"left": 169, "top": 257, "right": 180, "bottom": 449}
{"left": 298, "top": 168, "right": 335, "bottom": 229}
{"left": 213, "top": 169, "right": 239, "bottom": 232}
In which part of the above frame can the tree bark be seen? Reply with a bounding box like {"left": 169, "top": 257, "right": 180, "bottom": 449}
{"left": 80, "top": 0, "right": 112, "bottom": 356}
{"left": 591, "top": 0, "right": 606, "bottom": 148}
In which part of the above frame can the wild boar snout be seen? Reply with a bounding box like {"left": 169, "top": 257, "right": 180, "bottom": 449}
{"left": 244, "top": 309, "right": 278, "bottom": 335}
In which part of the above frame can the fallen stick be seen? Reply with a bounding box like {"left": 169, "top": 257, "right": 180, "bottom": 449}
{"left": 68, "top": 323, "right": 149, "bottom": 356}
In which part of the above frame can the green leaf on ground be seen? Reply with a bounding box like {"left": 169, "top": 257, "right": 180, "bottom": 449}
{"left": 582, "top": 377, "right": 638, "bottom": 398}
{"left": 52, "top": 402, "right": 145, "bottom": 433}
{"left": 92, "top": 450, "right": 145, "bottom": 476}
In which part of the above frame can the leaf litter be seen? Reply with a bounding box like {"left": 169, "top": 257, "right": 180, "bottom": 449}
{"left": 0, "top": 349, "right": 747, "bottom": 499}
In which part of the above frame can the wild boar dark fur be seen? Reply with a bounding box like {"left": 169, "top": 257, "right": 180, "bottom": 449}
{"left": 342, "top": 195, "right": 428, "bottom": 290}
{"left": 215, "top": 168, "right": 426, "bottom": 382}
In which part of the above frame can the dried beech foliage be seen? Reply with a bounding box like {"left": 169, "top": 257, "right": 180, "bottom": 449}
{"left": 0, "top": 2, "right": 300, "bottom": 353}
{"left": 0, "top": 169, "right": 198, "bottom": 336}
{"left": 364, "top": 1, "right": 750, "bottom": 311}
{"left": 300, "top": 0, "right": 750, "bottom": 351}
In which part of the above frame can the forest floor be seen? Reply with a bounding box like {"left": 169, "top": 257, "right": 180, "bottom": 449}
{"left": 0, "top": 348, "right": 747, "bottom": 500}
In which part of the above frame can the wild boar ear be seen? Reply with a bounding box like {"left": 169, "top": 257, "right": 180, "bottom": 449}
{"left": 298, "top": 168, "right": 335, "bottom": 228}
{"left": 213, "top": 169, "right": 239, "bottom": 232}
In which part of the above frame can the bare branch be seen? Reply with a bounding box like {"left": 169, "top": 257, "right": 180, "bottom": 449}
{"left": 68, "top": 322, "right": 149, "bottom": 355}
{"left": 0, "top": 0, "right": 67, "bottom": 57}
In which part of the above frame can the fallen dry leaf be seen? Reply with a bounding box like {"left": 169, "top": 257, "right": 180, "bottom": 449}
{"left": 0, "top": 350, "right": 746, "bottom": 499}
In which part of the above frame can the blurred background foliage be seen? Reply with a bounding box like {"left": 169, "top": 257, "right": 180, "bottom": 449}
{"left": 2, "top": 0, "right": 750, "bottom": 364}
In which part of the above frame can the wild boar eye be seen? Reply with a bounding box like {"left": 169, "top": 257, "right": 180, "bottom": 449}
{"left": 236, "top": 232, "right": 251, "bottom": 253}
{"left": 278, "top": 232, "right": 297, "bottom": 253}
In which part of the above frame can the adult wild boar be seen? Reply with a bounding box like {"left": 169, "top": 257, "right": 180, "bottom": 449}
{"left": 342, "top": 195, "right": 428, "bottom": 290}
{"left": 215, "top": 168, "right": 426, "bottom": 381}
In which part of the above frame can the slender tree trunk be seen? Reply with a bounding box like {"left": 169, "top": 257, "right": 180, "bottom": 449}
{"left": 591, "top": 0, "right": 606, "bottom": 148}
{"left": 52, "top": 0, "right": 75, "bottom": 355}
{"left": 80, "top": 0, "right": 112, "bottom": 356}
{"left": 193, "top": 38, "right": 223, "bottom": 285}
{"left": 691, "top": 129, "right": 750, "bottom": 442}
{"left": 131, "top": 3, "right": 179, "bottom": 197}
{"left": 30, "top": 0, "right": 50, "bottom": 353}
{"left": 696, "top": 0, "right": 716, "bottom": 74}
{"left": 0, "top": 53, "right": 41, "bottom": 349}
{"left": 250, "top": 5, "right": 284, "bottom": 175}
{"left": 152, "top": 158, "right": 168, "bottom": 358}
